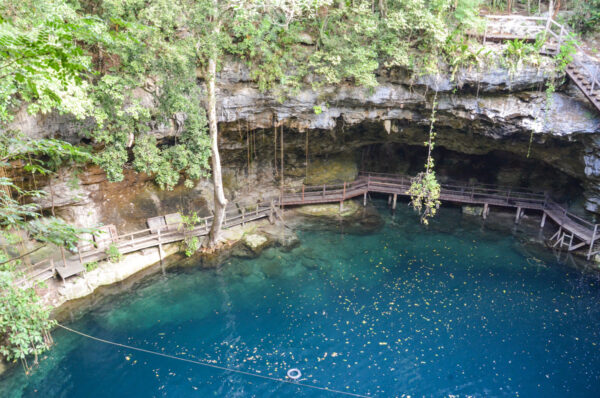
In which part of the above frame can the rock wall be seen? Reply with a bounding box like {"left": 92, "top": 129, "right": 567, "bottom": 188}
{"left": 5, "top": 51, "right": 600, "bottom": 227}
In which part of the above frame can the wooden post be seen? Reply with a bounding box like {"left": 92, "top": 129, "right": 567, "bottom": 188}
{"left": 515, "top": 207, "right": 522, "bottom": 223}
{"left": 587, "top": 224, "right": 598, "bottom": 260}
{"left": 157, "top": 227, "right": 163, "bottom": 265}
{"left": 60, "top": 246, "right": 67, "bottom": 269}
{"left": 363, "top": 191, "right": 367, "bottom": 207}
{"left": 483, "top": 203, "right": 489, "bottom": 220}
{"left": 557, "top": 25, "right": 564, "bottom": 54}
{"left": 541, "top": 212, "right": 547, "bottom": 228}
{"left": 78, "top": 248, "right": 83, "bottom": 266}
{"left": 242, "top": 208, "right": 245, "bottom": 226}
{"left": 340, "top": 182, "right": 346, "bottom": 213}
{"left": 323, "top": 184, "right": 326, "bottom": 197}
{"left": 482, "top": 21, "right": 487, "bottom": 45}
{"left": 392, "top": 194, "right": 397, "bottom": 210}
{"left": 545, "top": 1, "right": 553, "bottom": 35}
{"left": 302, "top": 184, "right": 305, "bottom": 202}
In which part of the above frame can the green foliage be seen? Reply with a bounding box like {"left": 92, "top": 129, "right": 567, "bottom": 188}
{"left": 407, "top": 170, "right": 441, "bottom": 224}
{"left": 0, "top": 271, "right": 55, "bottom": 364}
{"left": 180, "top": 211, "right": 201, "bottom": 256}
{"left": 502, "top": 37, "right": 544, "bottom": 72}
{"left": 444, "top": 32, "right": 491, "bottom": 81}
{"left": 0, "top": 0, "right": 90, "bottom": 122}
{"left": 0, "top": 136, "right": 97, "bottom": 260}
{"left": 81, "top": 0, "right": 212, "bottom": 189}
{"left": 568, "top": 0, "right": 600, "bottom": 34}
{"left": 183, "top": 236, "right": 200, "bottom": 257}
{"left": 105, "top": 243, "right": 122, "bottom": 263}
{"left": 555, "top": 36, "right": 578, "bottom": 73}
{"left": 84, "top": 261, "right": 98, "bottom": 271}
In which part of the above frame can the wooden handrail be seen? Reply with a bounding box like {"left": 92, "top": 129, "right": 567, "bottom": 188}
{"left": 71, "top": 170, "right": 600, "bottom": 269}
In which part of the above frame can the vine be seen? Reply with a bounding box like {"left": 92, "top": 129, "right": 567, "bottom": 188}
{"left": 407, "top": 90, "right": 441, "bottom": 225}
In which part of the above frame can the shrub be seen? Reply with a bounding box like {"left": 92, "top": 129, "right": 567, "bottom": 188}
{"left": 106, "top": 244, "right": 122, "bottom": 263}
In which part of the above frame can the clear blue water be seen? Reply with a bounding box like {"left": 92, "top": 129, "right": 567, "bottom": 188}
{"left": 2, "top": 203, "right": 600, "bottom": 397}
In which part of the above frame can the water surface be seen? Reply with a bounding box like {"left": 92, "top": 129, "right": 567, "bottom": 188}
{"left": 2, "top": 204, "right": 600, "bottom": 397}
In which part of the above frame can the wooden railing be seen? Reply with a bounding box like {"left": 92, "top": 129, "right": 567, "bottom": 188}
{"left": 76, "top": 200, "right": 277, "bottom": 263}
{"left": 14, "top": 258, "right": 56, "bottom": 287}
{"left": 18, "top": 171, "right": 600, "bottom": 286}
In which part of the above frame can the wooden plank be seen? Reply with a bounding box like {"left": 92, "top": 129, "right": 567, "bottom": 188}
{"left": 56, "top": 261, "right": 85, "bottom": 280}
{"left": 164, "top": 213, "right": 183, "bottom": 230}
{"left": 147, "top": 216, "right": 166, "bottom": 233}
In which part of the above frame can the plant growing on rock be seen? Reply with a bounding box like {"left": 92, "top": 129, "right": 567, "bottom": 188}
{"left": 180, "top": 212, "right": 202, "bottom": 257}
{"left": 106, "top": 243, "right": 122, "bottom": 263}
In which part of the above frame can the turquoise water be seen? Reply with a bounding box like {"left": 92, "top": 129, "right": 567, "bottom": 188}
{"left": 2, "top": 203, "right": 600, "bottom": 397}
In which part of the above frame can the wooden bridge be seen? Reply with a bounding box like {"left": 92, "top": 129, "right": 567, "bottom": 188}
{"left": 19, "top": 171, "right": 600, "bottom": 287}
{"left": 482, "top": 14, "right": 600, "bottom": 113}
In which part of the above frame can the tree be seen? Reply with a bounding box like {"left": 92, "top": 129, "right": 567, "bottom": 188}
{"left": 0, "top": 0, "right": 103, "bottom": 366}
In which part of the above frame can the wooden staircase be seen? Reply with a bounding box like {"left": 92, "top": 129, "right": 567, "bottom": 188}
{"left": 565, "top": 64, "right": 600, "bottom": 111}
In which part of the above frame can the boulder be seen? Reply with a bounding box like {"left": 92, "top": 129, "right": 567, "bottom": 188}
{"left": 242, "top": 233, "right": 269, "bottom": 254}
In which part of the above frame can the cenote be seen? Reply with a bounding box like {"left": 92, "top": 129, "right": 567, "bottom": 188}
{"left": 2, "top": 203, "right": 599, "bottom": 397}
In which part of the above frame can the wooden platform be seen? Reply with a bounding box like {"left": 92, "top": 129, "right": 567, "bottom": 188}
{"left": 56, "top": 261, "right": 85, "bottom": 280}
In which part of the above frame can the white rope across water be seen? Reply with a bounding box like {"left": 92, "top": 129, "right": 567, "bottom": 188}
{"left": 56, "top": 323, "right": 372, "bottom": 398}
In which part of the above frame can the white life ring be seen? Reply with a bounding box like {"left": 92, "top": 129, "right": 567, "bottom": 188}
{"left": 287, "top": 368, "right": 302, "bottom": 380}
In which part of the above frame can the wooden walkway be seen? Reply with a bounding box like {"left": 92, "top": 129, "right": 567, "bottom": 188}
{"left": 283, "top": 172, "right": 600, "bottom": 260}
{"left": 20, "top": 171, "right": 600, "bottom": 286}
{"left": 482, "top": 15, "right": 600, "bottom": 113}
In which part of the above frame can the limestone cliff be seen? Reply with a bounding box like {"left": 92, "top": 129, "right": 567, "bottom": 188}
{"left": 5, "top": 51, "right": 600, "bottom": 229}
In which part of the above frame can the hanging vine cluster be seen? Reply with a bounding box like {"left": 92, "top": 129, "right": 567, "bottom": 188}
{"left": 407, "top": 91, "right": 441, "bottom": 225}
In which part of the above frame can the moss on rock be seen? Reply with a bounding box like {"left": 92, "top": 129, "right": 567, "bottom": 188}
{"left": 305, "top": 153, "right": 358, "bottom": 185}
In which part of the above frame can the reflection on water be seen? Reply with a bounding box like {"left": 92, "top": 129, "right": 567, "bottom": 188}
{"left": 2, "top": 203, "right": 600, "bottom": 397}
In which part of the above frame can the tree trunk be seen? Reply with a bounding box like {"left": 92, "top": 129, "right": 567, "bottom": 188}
{"left": 206, "top": 49, "right": 227, "bottom": 248}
